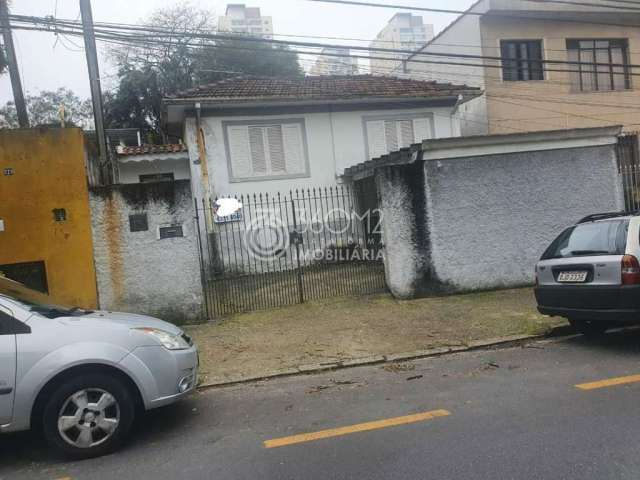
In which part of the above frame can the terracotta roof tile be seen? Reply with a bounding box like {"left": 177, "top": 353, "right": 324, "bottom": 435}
{"left": 166, "top": 75, "right": 480, "bottom": 103}
{"left": 117, "top": 144, "right": 188, "bottom": 156}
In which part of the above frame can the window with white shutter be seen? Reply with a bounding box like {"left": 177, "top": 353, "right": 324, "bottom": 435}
{"left": 225, "top": 120, "right": 309, "bottom": 181}
{"left": 365, "top": 116, "right": 433, "bottom": 160}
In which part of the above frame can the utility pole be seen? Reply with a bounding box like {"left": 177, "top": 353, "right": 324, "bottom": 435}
{"left": 0, "top": 0, "right": 29, "bottom": 128}
{"left": 79, "top": 0, "right": 108, "bottom": 172}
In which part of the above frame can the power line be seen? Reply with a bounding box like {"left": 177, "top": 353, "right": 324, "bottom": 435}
{"left": 308, "top": 0, "right": 640, "bottom": 14}
{"left": 7, "top": 14, "right": 639, "bottom": 71}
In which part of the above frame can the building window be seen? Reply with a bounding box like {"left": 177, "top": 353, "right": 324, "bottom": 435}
{"left": 567, "top": 39, "right": 630, "bottom": 92}
{"left": 129, "top": 213, "right": 148, "bottom": 232}
{"left": 0, "top": 260, "right": 48, "bottom": 293}
{"left": 52, "top": 208, "right": 67, "bottom": 222}
{"left": 224, "top": 120, "right": 309, "bottom": 181}
{"left": 364, "top": 116, "right": 433, "bottom": 160}
{"left": 501, "top": 40, "right": 544, "bottom": 81}
{"left": 139, "top": 173, "right": 175, "bottom": 183}
{"left": 159, "top": 225, "right": 184, "bottom": 239}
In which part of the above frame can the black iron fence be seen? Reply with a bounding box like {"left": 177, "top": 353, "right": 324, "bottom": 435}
{"left": 618, "top": 134, "right": 640, "bottom": 211}
{"left": 194, "top": 185, "right": 387, "bottom": 318}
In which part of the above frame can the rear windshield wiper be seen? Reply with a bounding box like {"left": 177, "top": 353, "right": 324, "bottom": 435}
{"left": 569, "top": 250, "right": 611, "bottom": 256}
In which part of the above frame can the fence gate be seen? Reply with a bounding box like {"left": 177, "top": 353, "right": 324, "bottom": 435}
{"left": 194, "top": 185, "right": 387, "bottom": 318}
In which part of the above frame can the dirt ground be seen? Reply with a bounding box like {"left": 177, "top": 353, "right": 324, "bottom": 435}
{"left": 186, "top": 288, "right": 564, "bottom": 386}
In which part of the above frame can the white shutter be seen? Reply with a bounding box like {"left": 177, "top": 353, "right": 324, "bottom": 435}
{"left": 365, "top": 120, "right": 386, "bottom": 159}
{"left": 413, "top": 117, "right": 432, "bottom": 143}
{"left": 248, "top": 126, "right": 267, "bottom": 174}
{"left": 384, "top": 120, "right": 398, "bottom": 153}
{"left": 282, "top": 123, "right": 305, "bottom": 174}
{"left": 267, "top": 125, "right": 286, "bottom": 173}
{"left": 227, "top": 125, "right": 251, "bottom": 178}
{"left": 398, "top": 120, "right": 414, "bottom": 148}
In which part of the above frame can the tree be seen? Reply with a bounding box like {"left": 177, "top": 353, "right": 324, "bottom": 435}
{"left": 105, "top": 3, "right": 302, "bottom": 141}
{"left": 0, "top": 87, "right": 93, "bottom": 129}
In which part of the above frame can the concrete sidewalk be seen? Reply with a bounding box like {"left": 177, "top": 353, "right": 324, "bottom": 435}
{"left": 186, "top": 288, "right": 564, "bottom": 386}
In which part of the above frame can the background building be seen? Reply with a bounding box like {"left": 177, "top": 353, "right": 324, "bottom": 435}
{"left": 369, "top": 13, "right": 434, "bottom": 74}
{"left": 217, "top": 4, "right": 273, "bottom": 38}
{"left": 309, "top": 48, "right": 359, "bottom": 75}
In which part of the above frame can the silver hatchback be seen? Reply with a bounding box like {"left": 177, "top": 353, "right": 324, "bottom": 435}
{"left": 0, "top": 277, "right": 198, "bottom": 458}
{"left": 535, "top": 212, "right": 640, "bottom": 336}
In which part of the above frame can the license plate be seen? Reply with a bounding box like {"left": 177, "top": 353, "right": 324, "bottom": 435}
{"left": 557, "top": 271, "right": 588, "bottom": 283}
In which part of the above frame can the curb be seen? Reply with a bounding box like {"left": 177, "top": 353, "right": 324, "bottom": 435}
{"left": 197, "top": 325, "right": 573, "bottom": 391}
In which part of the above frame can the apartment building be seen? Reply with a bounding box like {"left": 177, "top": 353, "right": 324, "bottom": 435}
{"left": 309, "top": 48, "right": 359, "bottom": 75}
{"left": 217, "top": 4, "right": 273, "bottom": 39}
{"left": 370, "top": 13, "right": 435, "bottom": 74}
{"left": 396, "top": 0, "right": 640, "bottom": 136}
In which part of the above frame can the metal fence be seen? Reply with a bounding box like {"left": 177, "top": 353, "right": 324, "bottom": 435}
{"left": 194, "top": 185, "right": 387, "bottom": 318}
{"left": 618, "top": 134, "right": 640, "bottom": 211}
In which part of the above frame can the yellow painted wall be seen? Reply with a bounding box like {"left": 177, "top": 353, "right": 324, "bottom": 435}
{"left": 0, "top": 128, "right": 98, "bottom": 309}
{"left": 480, "top": 16, "right": 640, "bottom": 134}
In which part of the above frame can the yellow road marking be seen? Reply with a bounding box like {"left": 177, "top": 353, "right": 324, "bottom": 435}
{"left": 263, "top": 409, "right": 450, "bottom": 449}
{"left": 576, "top": 374, "right": 640, "bottom": 390}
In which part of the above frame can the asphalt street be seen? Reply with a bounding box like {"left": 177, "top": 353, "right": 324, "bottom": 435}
{"left": 3, "top": 329, "right": 640, "bottom": 479}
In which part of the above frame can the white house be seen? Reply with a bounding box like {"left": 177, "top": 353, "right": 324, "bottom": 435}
{"left": 164, "top": 75, "right": 481, "bottom": 197}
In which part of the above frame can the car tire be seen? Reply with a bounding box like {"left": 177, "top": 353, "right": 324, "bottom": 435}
{"left": 569, "top": 319, "right": 609, "bottom": 337}
{"left": 42, "top": 373, "right": 136, "bottom": 459}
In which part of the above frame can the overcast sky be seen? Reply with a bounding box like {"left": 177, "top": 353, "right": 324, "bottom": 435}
{"left": 0, "top": 0, "right": 475, "bottom": 104}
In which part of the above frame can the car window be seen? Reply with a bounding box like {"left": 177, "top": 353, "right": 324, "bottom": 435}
{"left": 541, "top": 220, "right": 629, "bottom": 260}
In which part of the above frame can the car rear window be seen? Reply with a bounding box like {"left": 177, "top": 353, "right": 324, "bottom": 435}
{"left": 541, "top": 219, "right": 629, "bottom": 260}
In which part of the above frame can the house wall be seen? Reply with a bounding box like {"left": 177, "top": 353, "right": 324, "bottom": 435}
{"left": 184, "top": 105, "right": 461, "bottom": 198}
{"left": 479, "top": 15, "right": 640, "bottom": 134}
{"left": 117, "top": 156, "right": 191, "bottom": 184}
{"left": 425, "top": 144, "right": 624, "bottom": 291}
{"left": 90, "top": 180, "right": 203, "bottom": 324}
{"left": 0, "top": 128, "right": 98, "bottom": 309}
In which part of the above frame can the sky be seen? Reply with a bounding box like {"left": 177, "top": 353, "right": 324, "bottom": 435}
{"left": 0, "top": 0, "right": 476, "bottom": 104}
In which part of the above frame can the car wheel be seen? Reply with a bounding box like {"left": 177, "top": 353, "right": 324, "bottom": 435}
{"left": 42, "top": 373, "right": 135, "bottom": 459}
{"left": 569, "top": 319, "right": 609, "bottom": 337}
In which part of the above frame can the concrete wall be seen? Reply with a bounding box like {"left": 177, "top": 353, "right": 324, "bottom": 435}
{"left": 377, "top": 164, "right": 430, "bottom": 299}
{"left": 90, "top": 180, "right": 203, "bottom": 324}
{"left": 117, "top": 156, "right": 190, "bottom": 184}
{"left": 375, "top": 142, "right": 624, "bottom": 297}
{"left": 0, "top": 128, "right": 98, "bottom": 309}
{"left": 425, "top": 145, "right": 624, "bottom": 291}
{"left": 184, "top": 105, "right": 460, "bottom": 198}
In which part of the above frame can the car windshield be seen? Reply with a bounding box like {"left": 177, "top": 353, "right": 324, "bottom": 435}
{"left": 541, "top": 219, "right": 629, "bottom": 260}
{"left": 0, "top": 276, "right": 94, "bottom": 319}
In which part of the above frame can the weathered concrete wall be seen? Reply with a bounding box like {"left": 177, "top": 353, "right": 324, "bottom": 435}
{"left": 424, "top": 145, "right": 624, "bottom": 291}
{"left": 377, "top": 164, "right": 430, "bottom": 299}
{"left": 0, "top": 128, "right": 98, "bottom": 308}
{"left": 90, "top": 180, "right": 203, "bottom": 324}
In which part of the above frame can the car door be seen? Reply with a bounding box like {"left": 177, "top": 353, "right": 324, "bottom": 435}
{"left": 0, "top": 304, "right": 17, "bottom": 425}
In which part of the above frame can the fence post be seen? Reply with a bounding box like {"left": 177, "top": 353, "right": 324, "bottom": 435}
{"left": 291, "top": 193, "right": 305, "bottom": 304}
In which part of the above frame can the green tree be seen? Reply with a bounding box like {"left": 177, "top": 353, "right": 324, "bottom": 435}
{"left": 105, "top": 3, "right": 302, "bottom": 141}
{"left": 0, "top": 87, "right": 93, "bottom": 129}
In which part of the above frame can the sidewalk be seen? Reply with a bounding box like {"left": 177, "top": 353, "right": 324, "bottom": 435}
{"left": 186, "top": 288, "right": 564, "bottom": 386}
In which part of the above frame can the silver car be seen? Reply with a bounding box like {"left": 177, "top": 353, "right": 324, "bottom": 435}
{"left": 0, "top": 277, "right": 198, "bottom": 458}
{"left": 535, "top": 212, "right": 640, "bottom": 336}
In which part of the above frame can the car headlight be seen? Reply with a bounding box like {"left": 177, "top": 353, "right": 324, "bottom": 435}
{"left": 134, "top": 328, "right": 190, "bottom": 350}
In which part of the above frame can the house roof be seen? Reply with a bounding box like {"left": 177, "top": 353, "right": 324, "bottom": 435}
{"left": 165, "top": 75, "right": 481, "bottom": 105}
{"left": 116, "top": 144, "right": 188, "bottom": 156}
